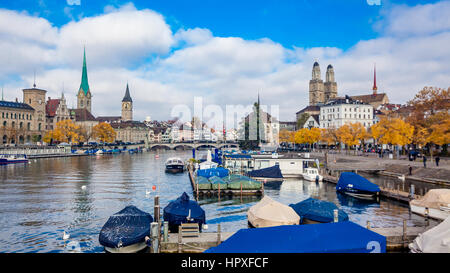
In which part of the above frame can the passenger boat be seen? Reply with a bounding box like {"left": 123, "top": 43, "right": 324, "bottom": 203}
{"left": 247, "top": 196, "right": 299, "bottom": 228}
{"left": 336, "top": 172, "right": 380, "bottom": 200}
{"left": 99, "top": 206, "right": 153, "bottom": 253}
{"left": 302, "top": 167, "right": 323, "bottom": 182}
{"left": 289, "top": 198, "right": 348, "bottom": 224}
{"left": 163, "top": 192, "right": 206, "bottom": 233}
{"left": 165, "top": 157, "right": 185, "bottom": 173}
{"left": 0, "top": 154, "right": 28, "bottom": 165}
{"left": 409, "top": 189, "right": 450, "bottom": 220}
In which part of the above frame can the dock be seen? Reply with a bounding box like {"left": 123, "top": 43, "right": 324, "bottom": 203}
{"left": 187, "top": 166, "right": 263, "bottom": 197}
{"left": 160, "top": 231, "right": 234, "bottom": 253}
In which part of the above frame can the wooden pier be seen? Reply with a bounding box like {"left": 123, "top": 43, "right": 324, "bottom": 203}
{"left": 160, "top": 231, "right": 234, "bottom": 253}
{"left": 187, "top": 166, "right": 263, "bottom": 197}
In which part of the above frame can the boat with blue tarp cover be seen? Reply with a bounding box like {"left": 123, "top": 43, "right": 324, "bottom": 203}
{"left": 204, "top": 221, "right": 386, "bottom": 253}
{"left": 209, "top": 176, "right": 228, "bottom": 190}
{"left": 98, "top": 205, "right": 153, "bottom": 253}
{"left": 336, "top": 172, "right": 380, "bottom": 200}
{"left": 247, "top": 165, "right": 283, "bottom": 187}
{"left": 289, "top": 197, "right": 349, "bottom": 224}
{"left": 197, "top": 167, "right": 229, "bottom": 178}
{"left": 163, "top": 192, "right": 206, "bottom": 233}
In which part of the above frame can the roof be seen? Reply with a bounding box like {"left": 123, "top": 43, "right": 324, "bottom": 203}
{"left": 110, "top": 120, "right": 148, "bottom": 129}
{"left": 0, "top": 100, "right": 34, "bottom": 111}
{"left": 296, "top": 105, "right": 320, "bottom": 114}
{"left": 311, "top": 114, "right": 320, "bottom": 124}
{"left": 96, "top": 116, "right": 122, "bottom": 123}
{"left": 79, "top": 48, "right": 90, "bottom": 95}
{"left": 46, "top": 99, "right": 60, "bottom": 117}
{"left": 348, "top": 93, "right": 388, "bottom": 104}
{"left": 324, "top": 96, "right": 370, "bottom": 106}
{"left": 313, "top": 62, "right": 319, "bottom": 67}
{"left": 122, "top": 84, "right": 132, "bottom": 102}
{"left": 70, "top": 108, "right": 97, "bottom": 121}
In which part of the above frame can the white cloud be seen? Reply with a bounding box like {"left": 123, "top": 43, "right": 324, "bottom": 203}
{"left": 67, "top": 0, "right": 81, "bottom": 6}
{"left": 1, "top": 1, "right": 450, "bottom": 125}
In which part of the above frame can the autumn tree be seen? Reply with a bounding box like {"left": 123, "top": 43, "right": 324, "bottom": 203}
{"left": 92, "top": 122, "right": 117, "bottom": 143}
{"left": 49, "top": 119, "right": 83, "bottom": 144}
{"left": 370, "top": 117, "right": 414, "bottom": 158}
{"left": 279, "top": 129, "right": 292, "bottom": 143}
{"left": 294, "top": 128, "right": 321, "bottom": 151}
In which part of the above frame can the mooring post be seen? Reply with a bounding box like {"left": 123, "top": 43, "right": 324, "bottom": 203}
{"left": 163, "top": 221, "right": 168, "bottom": 242}
{"left": 154, "top": 195, "right": 160, "bottom": 223}
{"left": 150, "top": 222, "right": 159, "bottom": 253}
{"left": 178, "top": 225, "right": 182, "bottom": 253}
{"left": 196, "top": 182, "right": 199, "bottom": 201}
{"left": 366, "top": 220, "right": 371, "bottom": 230}
{"left": 240, "top": 182, "right": 243, "bottom": 198}
{"left": 402, "top": 219, "right": 407, "bottom": 247}
{"left": 218, "top": 182, "right": 221, "bottom": 202}
{"left": 261, "top": 181, "right": 265, "bottom": 196}
{"left": 410, "top": 185, "right": 415, "bottom": 199}
{"left": 333, "top": 209, "right": 338, "bottom": 222}
{"left": 217, "top": 223, "right": 221, "bottom": 246}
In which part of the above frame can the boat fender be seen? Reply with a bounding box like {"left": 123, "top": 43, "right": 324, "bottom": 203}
{"left": 117, "top": 240, "right": 123, "bottom": 248}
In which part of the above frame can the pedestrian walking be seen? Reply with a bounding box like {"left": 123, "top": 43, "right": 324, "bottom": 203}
{"left": 423, "top": 156, "right": 427, "bottom": 168}
{"left": 409, "top": 165, "right": 412, "bottom": 175}
{"left": 435, "top": 156, "right": 440, "bottom": 167}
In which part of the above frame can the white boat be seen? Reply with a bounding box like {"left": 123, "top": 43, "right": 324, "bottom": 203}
{"left": 409, "top": 216, "right": 450, "bottom": 253}
{"left": 165, "top": 157, "right": 185, "bottom": 173}
{"left": 0, "top": 154, "right": 28, "bottom": 165}
{"left": 302, "top": 167, "right": 323, "bottom": 182}
{"left": 247, "top": 196, "right": 300, "bottom": 228}
{"left": 95, "top": 150, "right": 103, "bottom": 155}
{"left": 410, "top": 189, "right": 450, "bottom": 221}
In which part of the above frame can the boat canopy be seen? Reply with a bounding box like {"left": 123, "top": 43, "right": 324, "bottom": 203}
{"left": 195, "top": 176, "right": 211, "bottom": 190}
{"left": 410, "top": 189, "right": 450, "bottom": 210}
{"left": 336, "top": 172, "right": 380, "bottom": 193}
{"left": 225, "top": 175, "right": 262, "bottom": 190}
{"left": 197, "top": 167, "right": 229, "bottom": 178}
{"left": 247, "top": 196, "right": 300, "bottom": 228}
{"left": 247, "top": 165, "right": 284, "bottom": 179}
{"left": 409, "top": 216, "right": 450, "bottom": 253}
{"left": 205, "top": 221, "right": 386, "bottom": 253}
{"left": 289, "top": 198, "right": 349, "bottom": 223}
{"left": 99, "top": 206, "right": 153, "bottom": 248}
{"left": 163, "top": 192, "right": 206, "bottom": 232}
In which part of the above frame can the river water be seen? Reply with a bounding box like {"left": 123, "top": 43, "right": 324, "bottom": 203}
{"left": 0, "top": 150, "right": 440, "bottom": 253}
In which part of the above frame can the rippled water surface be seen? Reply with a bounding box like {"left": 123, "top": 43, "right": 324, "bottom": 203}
{"left": 0, "top": 150, "right": 437, "bottom": 253}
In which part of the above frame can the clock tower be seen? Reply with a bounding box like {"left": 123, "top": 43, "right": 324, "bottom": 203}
{"left": 121, "top": 83, "right": 133, "bottom": 121}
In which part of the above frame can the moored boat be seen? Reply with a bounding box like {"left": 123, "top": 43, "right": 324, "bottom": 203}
{"left": 409, "top": 189, "right": 450, "bottom": 220}
{"left": 99, "top": 205, "right": 153, "bottom": 253}
{"left": 247, "top": 196, "right": 300, "bottom": 228}
{"left": 163, "top": 192, "right": 206, "bottom": 233}
{"left": 247, "top": 165, "right": 284, "bottom": 185}
{"left": 336, "top": 172, "right": 380, "bottom": 200}
{"left": 289, "top": 197, "right": 349, "bottom": 224}
{"left": 165, "top": 157, "right": 185, "bottom": 173}
{"left": 224, "top": 174, "right": 262, "bottom": 190}
{"left": 209, "top": 176, "right": 227, "bottom": 190}
{"left": 0, "top": 154, "right": 28, "bottom": 165}
{"left": 409, "top": 215, "right": 450, "bottom": 253}
{"left": 302, "top": 167, "right": 323, "bottom": 182}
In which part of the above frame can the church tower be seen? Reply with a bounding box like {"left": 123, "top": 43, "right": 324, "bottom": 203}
{"left": 309, "top": 62, "right": 324, "bottom": 105}
{"left": 324, "top": 64, "right": 338, "bottom": 102}
{"left": 121, "top": 83, "right": 133, "bottom": 121}
{"left": 77, "top": 47, "right": 92, "bottom": 113}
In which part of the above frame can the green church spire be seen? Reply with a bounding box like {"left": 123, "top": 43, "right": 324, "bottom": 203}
{"left": 79, "top": 47, "right": 90, "bottom": 95}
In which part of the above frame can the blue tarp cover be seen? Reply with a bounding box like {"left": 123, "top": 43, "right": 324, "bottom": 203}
{"left": 197, "top": 167, "right": 229, "bottom": 178}
{"left": 98, "top": 205, "right": 153, "bottom": 248}
{"left": 205, "top": 221, "right": 386, "bottom": 253}
{"left": 224, "top": 154, "right": 252, "bottom": 159}
{"left": 336, "top": 172, "right": 380, "bottom": 193}
{"left": 247, "top": 165, "right": 284, "bottom": 179}
{"left": 163, "top": 192, "right": 206, "bottom": 231}
{"left": 289, "top": 198, "right": 349, "bottom": 223}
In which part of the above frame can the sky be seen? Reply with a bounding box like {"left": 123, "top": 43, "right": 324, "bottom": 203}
{"left": 0, "top": 0, "right": 449, "bottom": 128}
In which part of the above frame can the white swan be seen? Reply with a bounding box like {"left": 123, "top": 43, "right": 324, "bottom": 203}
{"left": 145, "top": 189, "right": 151, "bottom": 196}
{"left": 81, "top": 185, "right": 87, "bottom": 190}
{"left": 63, "top": 231, "right": 70, "bottom": 240}
{"left": 398, "top": 175, "right": 405, "bottom": 181}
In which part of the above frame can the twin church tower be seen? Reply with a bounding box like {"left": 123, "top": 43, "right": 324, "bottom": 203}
{"left": 309, "top": 62, "right": 337, "bottom": 106}
{"left": 76, "top": 48, "right": 133, "bottom": 121}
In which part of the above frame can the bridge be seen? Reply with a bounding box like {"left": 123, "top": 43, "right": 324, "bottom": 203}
{"left": 147, "top": 142, "right": 239, "bottom": 150}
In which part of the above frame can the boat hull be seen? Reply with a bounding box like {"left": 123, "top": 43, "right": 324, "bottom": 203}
{"left": 165, "top": 164, "right": 185, "bottom": 173}
{"left": 410, "top": 204, "right": 450, "bottom": 221}
{"left": 338, "top": 189, "right": 379, "bottom": 200}
{"left": 302, "top": 174, "right": 323, "bottom": 182}
{"left": 104, "top": 242, "right": 148, "bottom": 253}
{"left": 0, "top": 159, "right": 28, "bottom": 165}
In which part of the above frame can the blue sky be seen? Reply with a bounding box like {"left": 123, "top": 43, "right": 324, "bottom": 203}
{"left": 0, "top": 0, "right": 449, "bottom": 126}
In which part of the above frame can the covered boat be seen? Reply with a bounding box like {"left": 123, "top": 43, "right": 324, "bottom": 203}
{"left": 209, "top": 176, "right": 228, "bottom": 190}
{"left": 409, "top": 216, "right": 450, "bottom": 253}
{"left": 409, "top": 189, "right": 450, "bottom": 220}
{"left": 205, "top": 221, "right": 386, "bottom": 253}
{"left": 163, "top": 192, "right": 206, "bottom": 233}
{"left": 247, "top": 165, "right": 284, "bottom": 182}
{"left": 336, "top": 172, "right": 380, "bottom": 199}
{"left": 195, "top": 176, "right": 211, "bottom": 190}
{"left": 197, "top": 167, "right": 229, "bottom": 179}
{"left": 289, "top": 198, "right": 349, "bottom": 224}
{"left": 247, "top": 196, "right": 300, "bottom": 228}
{"left": 99, "top": 205, "right": 153, "bottom": 253}
{"left": 225, "top": 174, "right": 262, "bottom": 190}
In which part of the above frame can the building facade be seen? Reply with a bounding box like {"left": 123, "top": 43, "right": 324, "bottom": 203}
{"left": 319, "top": 96, "right": 374, "bottom": 129}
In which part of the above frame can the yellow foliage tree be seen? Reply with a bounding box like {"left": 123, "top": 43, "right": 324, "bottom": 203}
{"left": 51, "top": 119, "right": 83, "bottom": 144}
{"left": 279, "top": 129, "right": 292, "bottom": 143}
{"left": 371, "top": 117, "right": 414, "bottom": 157}
{"left": 294, "top": 128, "right": 321, "bottom": 150}
{"left": 92, "top": 122, "right": 117, "bottom": 143}
{"left": 336, "top": 123, "right": 371, "bottom": 154}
